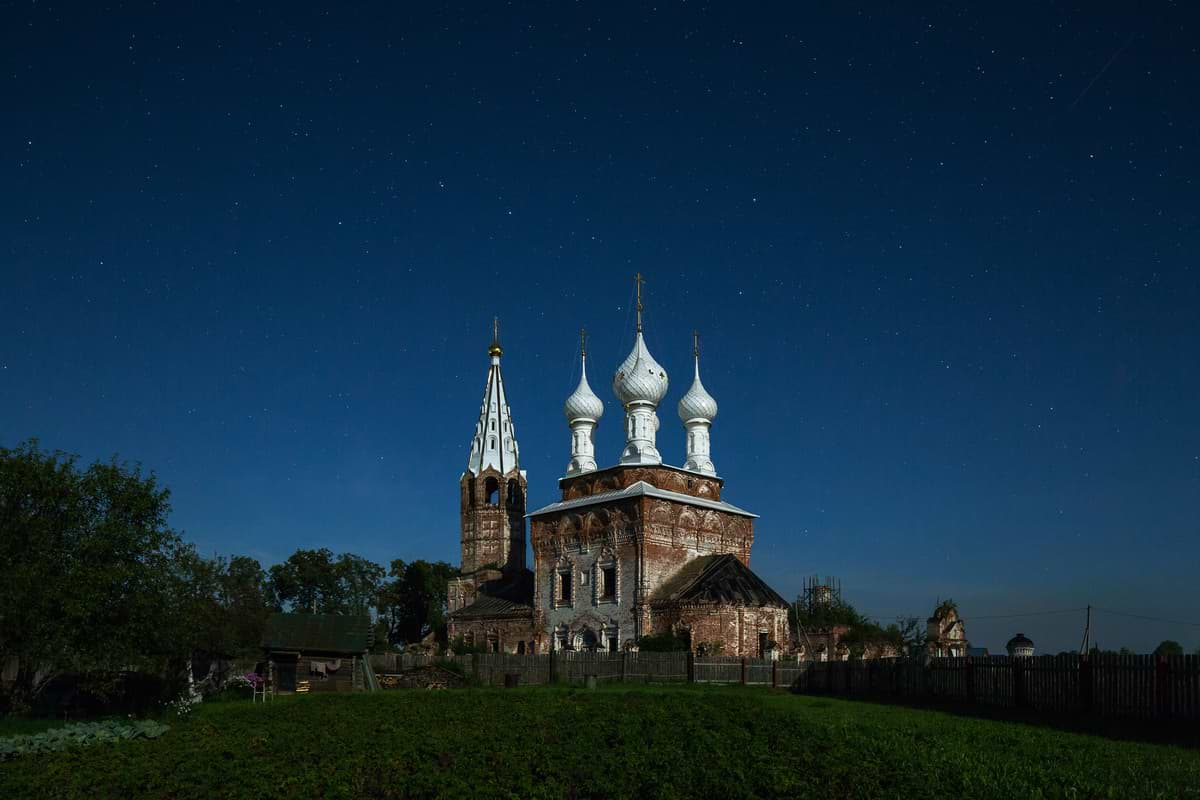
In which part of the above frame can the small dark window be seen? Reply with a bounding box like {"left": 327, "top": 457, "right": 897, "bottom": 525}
{"left": 559, "top": 571, "right": 572, "bottom": 604}
{"left": 601, "top": 566, "right": 616, "bottom": 600}
{"left": 608, "top": 636, "right": 618, "bottom": 654}
{"left": 517, "top": 641, "right": 525, "bottom": 655}
{"left": 758, "top": 632, "right": 769, "bottom": 658}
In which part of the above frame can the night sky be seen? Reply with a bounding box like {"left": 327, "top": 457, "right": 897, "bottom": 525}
{"left": 3, "top": 3, "right": 1198, "bottom": 654}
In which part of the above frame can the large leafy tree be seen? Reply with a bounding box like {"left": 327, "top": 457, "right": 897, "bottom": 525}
{"left": 1154, "top": 640, "right": 1184, "bottom": 657}
{"left": 0, "top": 440, "right": 188, "bottom": 710}
{"left": 377, "top": 559, "right": 458, "bottom": 646}
{"left": 267, "top": 548, "right": 384, "bottom": 615}
{"left": 173, "top": 550, "right": 271, "bottom": 661}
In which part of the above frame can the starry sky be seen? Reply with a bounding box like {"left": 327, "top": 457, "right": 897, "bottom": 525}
{"left": 3, "top": 3, "right": 1198, "bottom": 654}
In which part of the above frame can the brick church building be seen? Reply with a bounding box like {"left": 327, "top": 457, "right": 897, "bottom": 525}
{"left": 448, "top": 285, "right": 789, "bottom": 656}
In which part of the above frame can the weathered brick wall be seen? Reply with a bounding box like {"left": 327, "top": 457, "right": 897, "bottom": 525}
{"left": 529, "top": 469, "right": 768, "bottom": 652}
{"left": 559, "top": 464, "right": 723, "bottom": 502}
{"left": 446, "top": 616, "right": 539, "bottom": 654}
{"left": 459, "top": 467, "right": 526, "bottom": 574}
{"left": 649, "top": 604, "right": 790, "bottom": 657}
{"left": 533, "top": 500, "right": 640, "bottom": 651}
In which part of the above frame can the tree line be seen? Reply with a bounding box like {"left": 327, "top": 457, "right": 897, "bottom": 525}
{"left": 0, "top": 440, "right": 455, "bottom": 712}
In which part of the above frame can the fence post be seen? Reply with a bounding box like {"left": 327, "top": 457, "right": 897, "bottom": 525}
{"left": 772, "top": 659, "right": 779, "bottom": 689}
{"left": 1013, "top": 658, "right": 1027, "bottom": 709}
{"left": 1080, "top": 655, "right": 1093, "bottom": 714}
{"left": 741, "top": 657, "right": 748, "bottom": 685}
{"left": 549, "top": 649, "right": 557, "bottom": 684}
{"left": 966, "top": 657, "right": 975, "bottom": 702}
{"left": 1155, "top": 655, "right": 1169, "bottom": 719}
{"left": 686, "top": 651, "right": 695, "bottom": 684}
{"left": 621, "top": 651, "right": 627, "bottom": 683}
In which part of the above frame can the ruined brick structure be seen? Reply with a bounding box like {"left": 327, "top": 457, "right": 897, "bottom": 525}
{"left": 528, "top": 464, "right": 789, "bottom": 656}
{"left": 448, "top": 288, "right": 790, "bottom": 657}
{"left": 925, "top": 601, "right": 969, "bottom": 657}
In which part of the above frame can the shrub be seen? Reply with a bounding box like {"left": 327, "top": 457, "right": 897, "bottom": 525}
{"left": 636, "top": 632, "right": 690, "bottom": 652}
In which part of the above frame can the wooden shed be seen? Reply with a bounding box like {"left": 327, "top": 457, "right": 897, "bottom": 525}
{"left": 261, "top": 612, "right": 378, "bottom": 693}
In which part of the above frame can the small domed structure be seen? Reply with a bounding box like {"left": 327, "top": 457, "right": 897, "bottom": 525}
{"left": 564, "top": 359, "right": 604, "bottom": 424}
{"left": 564, "top": 330, "right": 604, "bottom": 476}
{"left": 1006, "top": 633, "right": 1035, "bottom": 658}
{"left": 678, "top": 332, "right": 718, "bottom": 475}
{"left": 613, "top": 274, "right": 668, "bottom": 465}
{"left": 612, "top": 332, "right": 669, "bottom": 407}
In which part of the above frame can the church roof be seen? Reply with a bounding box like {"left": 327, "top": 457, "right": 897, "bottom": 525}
{"left": 449, "top": 568, "right": 535, "bottom": 621}
{"left": 651, "top": 554, "right": 788, "bottom": 608}
{"left": 465, "top": 320, "right": 520, "bottom": 476}
{"left": 526, "top": 480, "right": 757, "bottom": 519}
{"left": 450, "top": 594, "right": 535, "bottom": 620}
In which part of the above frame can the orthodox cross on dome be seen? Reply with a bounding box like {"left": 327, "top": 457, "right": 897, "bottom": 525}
{"left": 580, "top": 326, "right": 588, "bottom": 357}
{"left": 634, "top": 272, "right": 645, "bottom": 333}
{"left": 693, "top": 329, "right": 700, "bottom": 358}
{"left": 488, "top": 316, "right": 503, "bottom": 357}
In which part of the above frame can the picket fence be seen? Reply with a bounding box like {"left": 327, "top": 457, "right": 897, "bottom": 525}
{"left": 370, "top": 651, "right": 1200, "bottom": 721}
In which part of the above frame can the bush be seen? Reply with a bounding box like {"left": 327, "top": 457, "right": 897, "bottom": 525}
{"left": 636, "top": 632, "right": 690, "bottom": 652}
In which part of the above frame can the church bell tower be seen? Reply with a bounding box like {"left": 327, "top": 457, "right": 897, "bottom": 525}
{"left": 459, "top": 320, "right": 527, "bottom": 575}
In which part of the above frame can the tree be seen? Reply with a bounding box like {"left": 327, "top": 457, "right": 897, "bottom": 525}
{"left": 335, "top": 553, "right": 385, "bottom": 615}
{"left": 0, "top": 440, "right": 187, "bottom": 710}
{"left": 377, "top": 559, "right": 458, "bottom": 646}
{"left": 267, "top": 548, "right": 385, "bottom": 616}
{"left": 1154, "top": 640, "right": 1184, "bottom": 657}
{"left": 172, "top": 550, "right": 271, "bottom": 662}
{"left": 267, "top": 548, "right": 343, "bottom": 613}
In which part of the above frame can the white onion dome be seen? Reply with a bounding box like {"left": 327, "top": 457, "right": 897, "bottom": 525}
{"left": 613, "top": 332, "right": 669, "bottom": 406}
{"left": 564, "top": 355, "right": 604, "bottom": 422}
{"left": 678, "top": 358, "right": 718, "bottom": 422}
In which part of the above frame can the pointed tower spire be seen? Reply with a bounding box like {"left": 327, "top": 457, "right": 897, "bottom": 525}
{"left": 678, "top": 329, "right": 718, "bottom": 475}
{"left": 467, "top": 319, "right": 520, "bottom": 476}
{"left": 613, "top": 274, "right": 668, "bottom": 465}
{"left": 564, "top": 327, "right": 604, "bottom": 476}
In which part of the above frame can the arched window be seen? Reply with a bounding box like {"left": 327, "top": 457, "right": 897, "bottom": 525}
{"left": 507, "top": 481, "right": 522, "bottom": 508}
{"left": 484, "top": 477, "right": 499, "bottom": 506}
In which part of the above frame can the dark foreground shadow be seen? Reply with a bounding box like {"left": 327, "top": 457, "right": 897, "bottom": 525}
{"left": 792, "top": 689, "right": 1200, "bottom": 749}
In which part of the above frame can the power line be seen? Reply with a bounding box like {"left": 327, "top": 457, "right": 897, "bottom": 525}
{"left": 1093, "top": 608, "right": 1200, "bottom": 629}
{"left": 971, "top": 608, "right": 1088, "bottom": 620}
{"left": 859, "top": 607, "right": 1086, "bottom": 622}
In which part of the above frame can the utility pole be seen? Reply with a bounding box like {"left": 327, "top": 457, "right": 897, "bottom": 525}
{"left": 1079, "top": 605, "right": 1091, "bottom": 656}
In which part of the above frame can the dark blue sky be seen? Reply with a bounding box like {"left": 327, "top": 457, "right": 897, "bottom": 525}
{"left": 3, "top": 3, "right": 1198, "bottom": 653}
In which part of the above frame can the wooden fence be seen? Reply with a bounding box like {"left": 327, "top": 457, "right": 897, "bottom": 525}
{"left": 369, "top": 651, "right": 1200, "bottom": 721}
{"left": 797, "top": 654, "right": 1200, "bottom": 721}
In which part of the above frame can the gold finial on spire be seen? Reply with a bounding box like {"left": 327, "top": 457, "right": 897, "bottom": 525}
{"left": 580, "top": 327, "right": 588, "bottom": 357}
{"left": 693, "top": 329, "right": 700, "bottom": 359}
{"left": 488, "top": 316, "right": 503, "bottom": 357}
{"left": 634, "top": 272, "right": 645, "bottom": 333}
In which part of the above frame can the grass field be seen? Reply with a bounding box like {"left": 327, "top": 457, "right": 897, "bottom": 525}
{"left": 2, "top": 685, "right": 1198, "bottom": 799}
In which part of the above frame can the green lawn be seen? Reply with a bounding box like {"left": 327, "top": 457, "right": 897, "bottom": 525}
{"left": 2, "top": 685, "right": 1198, "bottom": 799}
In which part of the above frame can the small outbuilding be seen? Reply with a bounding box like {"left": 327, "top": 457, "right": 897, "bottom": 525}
{"left": 1005, "top": 633, "right": 1035, "bottom": 658}
{"left": 261, "top": 612, "right": 377, "bottom": 693}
